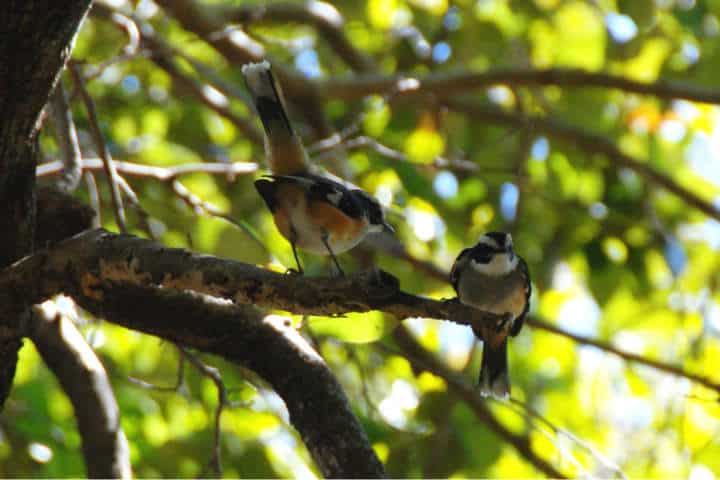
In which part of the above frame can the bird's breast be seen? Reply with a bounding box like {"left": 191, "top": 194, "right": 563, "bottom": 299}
{"left": 457, "top": 269, "right": 527, "bottom": 320}
{"left": 272, "top": 186, "right": 368, "bottom": 254}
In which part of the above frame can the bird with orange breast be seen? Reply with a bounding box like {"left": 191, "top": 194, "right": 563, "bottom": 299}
{"left": 242, "top": 61, "right": 393, "bottom": 275}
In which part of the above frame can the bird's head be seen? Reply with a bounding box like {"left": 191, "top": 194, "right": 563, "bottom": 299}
{"left": 350, "top": 190, "right": 394, "bottom": 235}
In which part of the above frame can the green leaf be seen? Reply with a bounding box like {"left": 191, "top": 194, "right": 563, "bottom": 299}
{"left": 309, "top": 312, "right": 397, "bottom": 343}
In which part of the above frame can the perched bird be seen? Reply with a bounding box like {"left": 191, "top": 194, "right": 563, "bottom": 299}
{"left": 242, "top": 61, "right": 393, "bottom": 275}
{"left": 450, "top": 232, "right": 531, "bottom": 398}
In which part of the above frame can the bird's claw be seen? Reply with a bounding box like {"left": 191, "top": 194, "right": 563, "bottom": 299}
{"left": 494, "top": 313, "right": 513, "bottom": 333}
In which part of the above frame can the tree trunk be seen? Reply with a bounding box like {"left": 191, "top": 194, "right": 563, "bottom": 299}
{"left": 0, "top": 0, "right": 92, "bottom": 409}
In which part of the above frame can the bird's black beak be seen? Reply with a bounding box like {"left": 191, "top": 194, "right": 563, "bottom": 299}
{"left": 382, "top": 221, "right": 395, "bottom": 235}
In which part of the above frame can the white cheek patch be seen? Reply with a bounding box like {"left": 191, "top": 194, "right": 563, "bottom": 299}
{"left": 326, "top": 190, "right": 343, "bottom": 207}
{"left": 366, "top": 222, "right": 383, "bottom": 233}
{"left": 470, "top": 253, "right": 518, "bottom": 276}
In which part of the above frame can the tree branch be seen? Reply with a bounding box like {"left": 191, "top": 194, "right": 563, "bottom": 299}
{"left": 13, "top": 226, "right": 714, "bottom": 400}
{"left": 320, "top": 68, "right": 720, "bottom": 104}
{"left": 221, "top": 1, "right": 375, "bottom": 72}
{"left": 27, "top": 281, "right": 385, "bottom": 476}
{"left": 525, "top": 317, "right": 720, "bottom": 394}
{"left": 29, "top": 303, "right": 132, "bottom": 479}
{"left": 375, "top": 245, "right": 720, "bottom": 394}
{"left": 0, "top": 229, "right": 497, "bottom": 331}
{"left": 69, "top": 62, "right": 128, "bottom": 232}
{"left": 37, "top": 158, "right": 257, "bottom": 181}
{"left": 48, "top": 82, "right": 83, "bottom": 193}
{"left": 392, "top": 326, "right": 567, "bottom": 478}
{"left": 140, "top": 33, "right": 265, "bottom": 146}
{"left": 153, "top": 0, "right": 332, "bottom": 137}
{"left": 442, "top": 100, "right": 720, "bottom": 221}
{"left": 0, "top": 228, "right": 397, "bottom": 475}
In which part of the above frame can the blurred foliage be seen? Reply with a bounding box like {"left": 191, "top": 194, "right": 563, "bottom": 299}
{"left": 4, "top": 0, "right": 720, "bottom": 478}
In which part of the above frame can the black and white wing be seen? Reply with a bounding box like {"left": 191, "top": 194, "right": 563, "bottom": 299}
{"left": 510, "top": 256, "right": 531, "bottom": 337}
{"left": 267, "top": 173, "right": 365, "bottom": 219}
{"left": 450, "top": 247, "right": 474, "bottom": 292}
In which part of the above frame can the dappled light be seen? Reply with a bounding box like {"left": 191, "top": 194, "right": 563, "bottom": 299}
{"left": 1, "top": 0, "right": 720, "bottom": 478}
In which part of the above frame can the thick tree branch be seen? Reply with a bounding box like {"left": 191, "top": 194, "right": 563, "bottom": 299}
{"left": 443, "top": 100, "right": 720, "bottom": 222}
{"left": 0, "top": 0, "right": 92, "bottom": 409}
{"left": 35, "top": 282, "right": 384, "bottom": 477}
{"left": 0, "top": 229, "right": 494, "bottom": 332}
{"left": 320, "top": 68, "right": 720, "bottom": 104}
{"left": 0, "top": 201, "right": 386, "bottom": 476}
{"left": 29, "top": 304, "right": 132, "bottom": 479}
{"left": 10, "top": 226, "right": 715, "bottom": 398}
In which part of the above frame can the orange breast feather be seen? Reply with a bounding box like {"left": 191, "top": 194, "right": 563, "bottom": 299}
{"left": 308, "top": 201, "right": 365, "bottom": 242}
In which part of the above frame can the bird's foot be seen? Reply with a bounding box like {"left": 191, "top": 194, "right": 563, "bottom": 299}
{"left": 494, "top": 313, "right": 514, "bottom": 333}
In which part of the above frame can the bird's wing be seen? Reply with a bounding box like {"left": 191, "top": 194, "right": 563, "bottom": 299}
{"left": 510, "top": 257, "right": 531, "bottom": 337}
{"left": 450, "top": 247, "right": 473, "bottom": 292}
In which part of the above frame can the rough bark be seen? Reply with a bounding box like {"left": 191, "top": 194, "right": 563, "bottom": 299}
{"left": 0, "top": 0, "right": 92, "bottom": 409}
{"left": 84, "top": 287, "right": 384, "bottom": 478}
{"left": 0, "top": 230, "right": 387, "bottom": 477}
{"left": 0, "top": 229, "right": 496, "bottom": 330}
{"left": 29, "top": 306, "right": 132, "bottom": 478}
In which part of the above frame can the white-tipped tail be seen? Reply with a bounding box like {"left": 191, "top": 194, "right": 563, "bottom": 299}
{"left": 242, "top": 61, "right": 308, "bottom": 175}
{"left": 241, "top": 60, "right": 275, "bottom": 98}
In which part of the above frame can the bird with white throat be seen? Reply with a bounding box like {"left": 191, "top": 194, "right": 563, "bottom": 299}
{"left": 450, "top": 231, "right": 531, "bottom": 398}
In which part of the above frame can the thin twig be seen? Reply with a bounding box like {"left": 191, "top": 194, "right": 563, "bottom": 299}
{"left": 370, "top": 243, "right": 720, "bottom": 394}
{"left": 147, "top": 34, "right": 255, "bottom": 111}
{"left": 443, "top": 100, "right": 720, "bottom": 222}
{"left": 142, "top": 35, "right": 264, "bottom": 145}
{"left": 180, "top": 347, "right": 227, "bottom": 477}
{"left": 84, "top": 171, "right": 102, "bottom": 228}
{"left": 37, "top": 157, "right": 257, "bottom": 180}
{"left": 315, "top": 135, "right": 480, "bottom": 173}
{"left": 392, "top": 327, "right": 566, "bottom": 478}
{"left": 505, "top": 398, "right": 628, "bottom": 479}
{"left": 83, "top": 8, "right": 141, "bottom": 81}
{"left": 153, "top": 0, "right": 332, "bottom": 137}
{"left": 223, "top": 1, "right": 375, "bottom": 72}
{"left": 48, "top": 81, "right": 83, "bottom": 192}
{"left": 525, "top": 317, "right": 720, "bottom": 394}
{"left": 170, "top": 180, "right": 266, "bottom": 251}
{"left": 128, "top": 346, "right": 186, "bottom": 392}
{"left": 69, "top": 62, "right": 128, "bottom": 232}
{"left": 40, "top": 157, "right": 263, "bottom": 247}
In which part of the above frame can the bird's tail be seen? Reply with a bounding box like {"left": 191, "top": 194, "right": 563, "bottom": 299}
{"left": 478, "top": 338, "right": 510, "bottom": 399}
{"left": 241, "top": 61, "right": 307, "bottom": 175}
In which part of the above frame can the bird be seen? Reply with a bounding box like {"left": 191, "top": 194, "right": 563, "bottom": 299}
{"left": 242, "top": 61, "right": 393, "bottom": 275}
{"left": 450, "top": 231, "right": 531, "bottom": 398}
